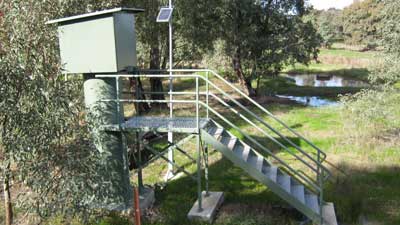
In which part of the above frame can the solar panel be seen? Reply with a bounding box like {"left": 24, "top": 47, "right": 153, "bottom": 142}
{"left": 157, "top": 7, "right": 173, "bottom": 22}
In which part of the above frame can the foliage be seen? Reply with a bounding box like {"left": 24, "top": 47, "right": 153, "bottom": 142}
{"left": 341, "top": 88, "right": 400, "bottom": 140}
{"left": 133, "top": 0, "right": 217, "bottom": 69}
{"left": 304, "top": 9, "right": 344, "bottom": 48}
{"left": 214, "top": 0, "right": 321, "bottom": 96}
{"left": 341, "top": 0, "right": 400, "bottom": 143}
{"left": 0, "top": 0, "right": 131, "bottom": 221}
{"left": 341, "top": 0, "right": 384, "bottom": 49}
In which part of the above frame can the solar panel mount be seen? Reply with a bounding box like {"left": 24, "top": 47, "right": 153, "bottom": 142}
{"left": 157, "top": 7, "right": 173, "bottom": 22}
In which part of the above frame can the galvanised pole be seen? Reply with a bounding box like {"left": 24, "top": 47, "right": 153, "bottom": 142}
{"left": 196, "top": 76, "right": 203, "bottom": 211}
{"left": 167, "top": 0, "right": 174, "bottom": 178}
{"left": 136, "top": 77, "right": 143, "bottom": 192}
{"left": 205, "top": 71, "right": 210, "bottom": 196}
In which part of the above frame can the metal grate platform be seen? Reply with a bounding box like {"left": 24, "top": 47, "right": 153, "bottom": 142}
{"left": 101, "top": 117, "right": 210, "bottom": 133}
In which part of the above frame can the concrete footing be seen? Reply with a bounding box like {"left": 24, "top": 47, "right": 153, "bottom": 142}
{"left": 187, "top": 191, "right": 224, "bottom": 223}
{"left": 137, "top": 186, "right": 155, "bottom": 213}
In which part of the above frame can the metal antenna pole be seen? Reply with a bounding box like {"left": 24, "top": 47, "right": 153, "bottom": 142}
{"left": 167, "top": 0, "right": 174, "bottom": 180}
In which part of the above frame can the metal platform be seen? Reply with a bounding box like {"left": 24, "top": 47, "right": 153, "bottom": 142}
{"left": 102, "top": 117, "right": 210, "bottom": 133}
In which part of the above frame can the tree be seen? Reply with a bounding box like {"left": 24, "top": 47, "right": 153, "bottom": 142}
{"left": 342, "top": 0, "right": 384, "bottom": 49}
{"left": 341, "top": 0, "right": 400, "bottom": 143}
{"left": 0, "top": 1, "right": 128, "bottom": 223}
{"left": 132, "top": 0, "right": 218, "bottom": 108}
{"left": 305, "top": 8, "right": 344, "bottom": 48}
{"left": 215, "top": 0, "right": 320, "bottom": 96}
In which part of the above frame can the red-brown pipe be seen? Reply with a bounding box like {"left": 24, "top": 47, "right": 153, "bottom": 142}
{"left": 134, "top": 187, "right": 141, "bottom": 225}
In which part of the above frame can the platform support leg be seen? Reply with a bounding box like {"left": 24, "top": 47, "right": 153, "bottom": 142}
{"left": 204, "top": 144, "right": 209, "bottom": 196}
{"left": 196, "top": 134, "right": 203, "bottom": 212}
{"left": 136, "top": 132, "right": 144, "bottom": 192}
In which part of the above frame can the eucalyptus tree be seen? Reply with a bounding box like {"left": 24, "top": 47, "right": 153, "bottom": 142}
{"left": 215, "top": 0, "right": 320, "bottom": 96}
{"left": 341, "top": 0, "right": 400, "bottom": 142}
{"left": 0, "top": 0, "right": 127, "bottom": 224}
{"left": 342, "top": 0, "right": 384, "bottom": 49}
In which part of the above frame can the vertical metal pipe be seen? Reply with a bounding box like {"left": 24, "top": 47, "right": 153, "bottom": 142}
{"left": 204, "top": 145, "right": 209, "bottom": 196}
{"left": 196, "top": 135, "right": 203, "bottom": 212}
{"left": 196, "top": 76, "right": 199, "bottom": 130}
{"left": 318, "top": 151, "right": 323, "bottom": 224}
{"left": 135, "top": 77, "right": 143, "bottom": 192}
{"left": 196, "top": 76, "right": 202, "bottom": 211}
{"left": 206, "top": 71, "right": 209, "bottom": 119}
{"left": 115, "top": 77, "right": 121, "bottom": 124}
{"left": 167, "top": 0, "right": 174, "bottom": 177}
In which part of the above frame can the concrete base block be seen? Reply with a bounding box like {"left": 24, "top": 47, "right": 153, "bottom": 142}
{"left": 137, "top": 187, "right": 155, "bottom": 213}
{"left": 187, "top": 191, "right": 224, "bottom": 223}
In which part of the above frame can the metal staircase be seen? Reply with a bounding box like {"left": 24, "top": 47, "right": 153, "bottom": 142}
{"left": 201, "top": 120, "right": 337, "bottom": 225}
{"left": 97, "top": 69, "right": 338, "bottom": 225}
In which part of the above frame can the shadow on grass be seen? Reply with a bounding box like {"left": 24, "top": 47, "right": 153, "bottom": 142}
{"left": 143, "top": 149, "right": 400, "bottom": 225}
{"left": 145, "top": 154, "right": 303, "bottom": 225}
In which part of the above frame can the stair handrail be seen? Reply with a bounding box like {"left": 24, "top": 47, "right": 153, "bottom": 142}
{"left": 208, "top": 92, "right": 325, "bottom": 178}
{"left": 129, "top": 70, "right": 331, "bottom": 182}
{"left": 202, "top": 79, "right": 331, "bottom": 181}
{"left": 200, "top": 101, "right": 321, "bottom": 192}
{"left": 167, "top": 69, "right": 331, "bottom": 180}
{"left": 170, "top": 69, "right": 327, "bottom": 162}
{"left": 96, "top": 72, "right": 329, "bottom": 219}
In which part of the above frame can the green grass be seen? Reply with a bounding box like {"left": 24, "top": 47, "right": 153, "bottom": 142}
{"left": 319, "top": 48, "right": 377, "bottom": 60}
{"left": 12, "top": 44, "right": 396, "bottom": 225}
{"left": 122, "top": 104, "right": 400, "bottom": 225}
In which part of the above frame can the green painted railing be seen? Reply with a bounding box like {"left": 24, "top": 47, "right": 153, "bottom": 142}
{"left": 96, "top": 69, "right": 332, "bottom": 222}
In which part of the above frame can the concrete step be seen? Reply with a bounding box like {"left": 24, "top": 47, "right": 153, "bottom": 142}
{"left": 322, "top": 202, "right": 338, "bottom": 225}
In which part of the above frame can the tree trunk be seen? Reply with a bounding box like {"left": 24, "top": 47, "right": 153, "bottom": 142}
{"left": 149, "top": 46, "right": 167, "bottom": 109}
{"left": 3, "top": 164, "right": 12, "bottom": 225}
{"left": 129, "top": 78, "right": 151, "bottom": 114}
{"left": 232, "top": 49, "right": 256, "bottom": 96}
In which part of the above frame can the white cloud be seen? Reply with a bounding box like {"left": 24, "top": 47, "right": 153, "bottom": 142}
{"left": 308, "top": 0, "right": 355, "bottom": 10}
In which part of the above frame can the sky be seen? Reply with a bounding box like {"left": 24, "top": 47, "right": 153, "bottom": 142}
{"left": 308, "top": 0, "right": 355, "bottom": 10}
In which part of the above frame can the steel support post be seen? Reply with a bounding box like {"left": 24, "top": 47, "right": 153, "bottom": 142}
{"left": 166, "top": 0, "right": 175, "bottom": 179}
{"left": 206, "top": 71, "right": 209, "bottom": 119}
{"left": 204, "top": 145, "right": 209, "bottom": 196}
{"left": 196, "top": 76, "right": 203, "bottom": 211}
{"left": 135, "top": 77, "right": 144, "bottom": 192}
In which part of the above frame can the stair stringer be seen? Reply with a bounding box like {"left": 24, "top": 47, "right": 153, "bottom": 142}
{"left": 200, "top": 128, "right": 322, "bottom": 223}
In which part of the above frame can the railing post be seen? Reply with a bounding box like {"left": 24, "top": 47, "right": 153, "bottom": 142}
{"left": 135, "top": 77, "right": 144, "bottom": 192}
{"left": 204, "top": 145, "right": 209, "bottom": 196}
{"left": 206, "top": 71, "right": 209, "bottom": 119}
{"left": 196, "top": 76, "right": 203, "bottom": 212}
{"left": 318, "top": 151, "right": 323, "bottom": 224}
